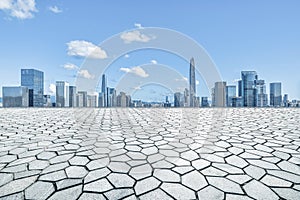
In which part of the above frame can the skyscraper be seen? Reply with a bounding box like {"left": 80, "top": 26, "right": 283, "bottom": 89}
{"left": 241, "top": 71, "right": 258, "bottom": 107}
{"left": 21, "top": 69, "right": 44, "bottom": 107}
{"left": 213, "top": 82, "right": 227, "bottom": 107}
{"left": 189, "top": 58, "right": 196, "bottom": 107}
{"left": 56, "top": 81, "right": 69, "bottom": 107}
{"left": 101, "top": 74, "right": 107, "bottom": 107}
{"left": 270, "top": 82, "right": 282, "bottom": 107}
{"left": 77, "top": 91, "right": 87, "bottom": 107}
{"left": 69, "top": 86, "right": 77, "bottom": 107}
{"left": 226, "top": 85, "right": 236, "bottom": 107}
{"left": 255, "top": 80, "right": 268, "bottom": 107}
{"left": 2, "top": 86, "right": 29, "bottom": 107}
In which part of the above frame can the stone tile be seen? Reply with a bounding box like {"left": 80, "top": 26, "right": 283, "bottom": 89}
{"left": 129, "top": 164, "right": 152, "bottom": 180}
{"left": 161, "top": 183, "right": 196, "bottom": 199}
{"left": 105, "top": 189, "right": 134, "bottom": 200}
{"left": 207, "top": 177, "right": 244, "bottom": 194}
{"left": 139, "top": 189, "right": 172, "bottom": 200}
{"left": 153, "top": 169, "right": 180, "bottom": 182}
{"left": 243, "top": 180, "right": 279, "bottom": 200}
{"left": 48, "top": 185, "right": 82, "bottom": 200}
{"left": 261, "top": 174, "right": 292, "bottom": 187}
{"left": 79, "top": 193, "right": 106, "bottom": 200}
{"left": 84, "top": 167, "right": 110, "bottom": 183}
{"left": 273, "top": 188, "right": 300, "bottom": 200}
{"left": 84, "top": 178, "right": 113, "bottom": 192}
{"left": 197, "top": 186, "right": 224, "bottom": 200}
{"left": 0, "top": 176, "right": 37, "bottom": 197}
{"left": 66, "top": 166, "right": 88, "bottom": 178}
{"left": 134, "top": 177, "right": 160, "bottom": 195}
{"left": 107, "top": 173, "right": 135, "bottom": 188}
{"left": 25, "top": 181, "right": 55, "bottom": 199}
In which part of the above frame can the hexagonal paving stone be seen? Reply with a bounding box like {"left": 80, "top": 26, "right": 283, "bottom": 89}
{"left": 197, "top": 186, "right": 224, "bottom": 200}
{"left": 66, "top": 166, "right": 88, "bottom": 178}
{"left": 161, "top": 183, "right": 196, "bottom": 199}
{"left": 129, "top": 164, "right": 152, "bottom": 180}
{"left": 107, "top": 173, "right": 135, "bottom": 188}
{"left": 153, "top": 169, "right": 180, "bottom": 182}
{"left": 48, "top": 185, "right": 82, "bottom": 200}
{"left": 25, "top": 181, "right": 55, "bottom": 199}
{"left": 69, "top": 156, "right": 89, "bottom": 166}
{"left": 182, "top": 170, "right": 208, "bottom": 191}
{"left": 134, "top": 177, "right": 161, "bottom": 195}
{"left": 139, "top": 189, "right": 172, "bottom": 200}
{"left": 84, "top": 178, "right": 113, "bottom": 192}
{"left": 207, "top": 177, "right": 244, "bottom": 194}
{"left": 243, "top": 180, "right": 279, "bottom": 200}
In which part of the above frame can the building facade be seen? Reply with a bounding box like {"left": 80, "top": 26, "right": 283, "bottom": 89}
{"left": 189, "top": 58, "right": 196, "bottom": 107}
{"left": 56, "top": 81, "right": 69, "bottom": 107}
{"left": 21, "top": 69, "right": 44, "bottom": 107}
{"left": 226, "top": 85, "right": 236, "bottom": 107}
{"left": 270, "top": 82, "right": 282, "bottom": 107}
{"left": 241, "top": 71, "right": 258, "bottom": 107}
{"left": 2, "top": 86, "right": 29, "bottom": 107}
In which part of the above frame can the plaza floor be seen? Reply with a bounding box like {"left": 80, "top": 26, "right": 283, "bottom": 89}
{"left": 0, "top": 108, "right": 299, "bottom": 200}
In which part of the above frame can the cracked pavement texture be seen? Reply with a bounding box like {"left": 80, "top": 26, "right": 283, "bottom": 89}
{"left": 0, "top": 108, "right": 299, "bottom": 200}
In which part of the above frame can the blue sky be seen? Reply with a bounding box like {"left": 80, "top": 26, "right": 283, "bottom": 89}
{"left": 0, "top": 0, "right": 299, "bottom": 101}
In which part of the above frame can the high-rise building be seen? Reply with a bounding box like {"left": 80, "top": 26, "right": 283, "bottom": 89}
{"left": 189, "top": 58, "right": 196, "bottom": 107}
{"left": 2, "top": 86, "right": 29, "bottom": 107}
{"left": 21, "top": 69, "right": 44, "bottom": 107}
{"left": 226, "top": 85, "right": 236, "bottom": 107}
{"left": 201, "top": 97, "right": 209, "bottom": 107}
{"left": 107, "top": 88, "right": 117, "bottom": 107}
{"left": 87, "top": 95, "right": 98, "bottom": 107}
{"left": 255, "top": 80, "right": 268, "bottom": 107}
{"left": 69, "top": 86, "right": 77, "bottom": 107}
{"left": 101, "top": 74, "right": 107, "bottom": 107}
{"left": 56, "top": 81, "right": 69, "bottom": 107}
{"left": 270, "top": 82, "right": 282, "bottom": 107}
{"left": 213, "top": 82, "right": 226, "bottom": 107}
{"left": 283, "top": 94, "right": 289, "bottom": 107}
{"left": 232, "top": 97, "right": 243, "bottom": 107}
{"left": 184, "top": 88, "right": 189, "bottom": 107}
{"left": 77, "top": 91, "right": 87, "bottom": 107}
{"left": 241, "top": 71, "right": 258, "bottom": 107}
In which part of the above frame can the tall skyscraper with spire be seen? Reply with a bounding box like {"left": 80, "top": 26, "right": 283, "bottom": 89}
{"left": 189, "top": 57, "right": 196, "bottom": 107}
{"left": 101, "top": 74, "right": 107, "bottom": 107}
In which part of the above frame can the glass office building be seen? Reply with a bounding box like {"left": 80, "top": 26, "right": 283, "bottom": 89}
{"left": 270, "top": 82, "right": 282, "bottom": 107}
{"left": 56, "top": 81, "right": 69, "bottom": 107}
{"left": 2, "top": 86, "right": 29, "bottom": 107}
{"left": 255, "top": 80, "right": 268, "bottom": 107}
{"left": 241, "top": 71, "right": 258, "bottom": 107}
{"left": 226, "top": 85, "right": 236, "bottom": 107}
{"left": 21, "top": 69, "right": 44, "bottom": 107}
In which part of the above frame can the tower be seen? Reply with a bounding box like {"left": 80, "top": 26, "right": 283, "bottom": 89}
{"left": 189, "top": 57, "right": 196, "bottom": 107}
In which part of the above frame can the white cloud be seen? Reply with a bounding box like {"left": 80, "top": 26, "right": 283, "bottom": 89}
{"left": 196, "top": 80, "right": 200, "bottom": 85}
{"left": 49, "top": 83, "right": 56, "bottom": 94}
{"left": 120, "top": 66, "right": 149, "bottom": 78}
{"left": 134, "top": 23, "right": 143, "bottom": 29}
{"left": 150, "top": 60, "right": 157, "bottom": 64}
{"left": 132, "top": 86, "right": 142, "bottom": 90}
{"left": 124, "top": 54, "right": 130, "bottom": 58}
{"left": 120, "top": 30, "right": 155, "bottom": 43}
{"left": 0, "top": 0, "right": 37, "bottom": 19}
{"left": 67, "top": 40, "right": 107, "bottom": 59}
{"left": 78, "top": 69, "right": 94, "bottom": 79}
{"left": 63, "top": 63, "right": 79, "bottom": 70}
{"left": 48, "top": 6, "right": 62, "bottom": 13}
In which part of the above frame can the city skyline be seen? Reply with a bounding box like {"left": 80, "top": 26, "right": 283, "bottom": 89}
{"left": 0, "top": 1, "right": 300, "bottom": 100}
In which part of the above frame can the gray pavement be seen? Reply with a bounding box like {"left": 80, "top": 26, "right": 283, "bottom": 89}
{"left": 0, "top": 108, "right": 299, "bottom": 199}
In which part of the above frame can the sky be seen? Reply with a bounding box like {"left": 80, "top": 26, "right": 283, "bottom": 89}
{"left": 0, "top": 0, "right": 299, "bottom": 101}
